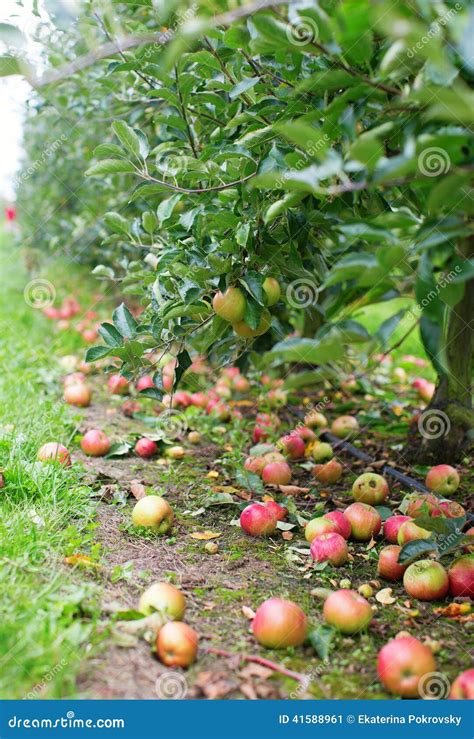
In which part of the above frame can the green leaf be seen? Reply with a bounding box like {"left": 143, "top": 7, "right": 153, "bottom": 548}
{"left": 229, "top": 77, "right": 259, "bottom": 99}
{"left": 398, "top": 538, "right": 438, "bottom": 565}
{"left": 85, "top": 346, "right": 112, "bottom": 362}
{"left": 106, "top": 441, "right": 132, "bottom": 458}
{"left": 112, "top": 303, "right": 138, "bottom": 339}
{"left": 98, "top": 322, "right": 124, "bottom": 348}
{"left": 266, "top": 334, "right": 344, "bottom": 364}
{"left": 0, "top": 54, "right": 22, "bottom": 76}
{"left": 139, "top": 387, "right": 163, "bottom": 400}
{"left": 112, "top": 120, "right": 143, "bottom": 159}
{"left": 308, "top": 624, "right": 335, "bottom": 660}
{"left": 86, "top": 159, "right": 135, "bottom": 176}
{"left": 157, "top": 195, "right": 181, "bottom": 225}
{"left": 235, "top": 469, "right": 264, "bottom": 495}
{"left": 103, "top": 212, "right": 130, "bottom": 235}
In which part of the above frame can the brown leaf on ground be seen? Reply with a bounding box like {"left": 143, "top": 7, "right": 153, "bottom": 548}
{"left": 194, "top": 671, "right": 235, "bottom": 700}
{"left": 190, "top": 531, "right": 222, "bottom": 540}
{"left": 278, "top": 485, "right": 310, "bottom": 495}
{"left": 239, "top": 664, "right": 273, "bottom": 680}
{"left": 240, "top": 682, "right": 258, "bottom": 700}
{"left": 282, "top": 531, "right": 293, "bottom": 540}
{"left": 0, "top": 469, "right": 4, "bottom": 488}
{"left": 434, "top": 603, "right": 471, "bottom": 619}
{"left": 130, "top": 480, "right": 146, "bottom": 500}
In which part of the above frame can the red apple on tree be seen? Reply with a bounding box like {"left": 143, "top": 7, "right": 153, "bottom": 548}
{"left": 383, "top": 515, "right": 411, "bottom": 543}
{"left": 156, "top": 621, "right": 198, "bottom": 667}
{"left": 323, "top": 589, "right": 372, "bottom": 634}
{"left": 252, "top": 598, "right": 307, "bottom": 648}
{"left": 377, "top": 545, "right": 408, "bottom": 581}
{"left": 425, "top": 464, "right": 460, "bottom": 495}
{"left": 352, "top": 473, "right": 389, "bottom": 505}
{"left": 448, "top": 554, "right": 474, "bottom": 598}
{"left": 377, "top": 637, "right": 436, "bottom": 697}
{"left": 403, "top": 560, "right": 449, "bottom": 601}
{"left": 310, "top": 532, "right": 348, "bottom": 566}
{"left": 344, "top": 503, "right": 381, "bottom": 541}
{"left": 136, "top": 374, "right": 155, "bottom": 392}
{"left": 81, "top": 429, "right": 111, "bottom": 457}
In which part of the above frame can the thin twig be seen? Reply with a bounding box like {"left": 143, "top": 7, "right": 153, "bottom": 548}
{"left": 203, "top": 646, "right": 307, "bottom": 682}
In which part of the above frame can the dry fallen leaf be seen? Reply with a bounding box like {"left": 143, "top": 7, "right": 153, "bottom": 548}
{"left": 278, "top": 484, "right": 310, "bottom": 496}
{"left": 130, "top": 480, "right": 146, "bottom": 500}
{"left": 434, "top": 603, "right": 471, "bottom": 618}
{"left": 242, "top": 605, "right": 256, "bottom": 620}
{"left": 376, "top": 587, "right": 396, "bottom": 605}
{"left": 207, "top": 471, "right": 219, "bottom": 478}
{"left": 239, "top": 664, "right": 273, "bottom": 680}
{"left": 190, "top": 530, "right": 222, "bottom": 540}
{"left": 63, "top": 554, "right": 100, "bottom": 568}
{"left": 282, "top": 531, "right": 293, "bottom": 541}
{"left": 212, "top": 485, "right": 240, "bottom": 494}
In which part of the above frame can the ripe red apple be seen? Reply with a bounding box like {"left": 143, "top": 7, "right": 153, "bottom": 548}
{"left": 310, "top": 532, "right": 348, "bottom": 566}
{"left": 377, "top": 637, "right": 436, "bottom": 697}
{"left": 425, "top": 464, "right": 460, "bottom": 495}
{"left": 397, "top": 520, "right": 432, "bottom": 545}
{"left": 352, "top": 473, "right": 389, "bottom": 505}
{"left": 212, "top": 286, "right": 246, "bottom": 322}
{"left": 448, "top": 554, "right": 474, "bottom": 598}
{"left": 132, "top": 495, "right": 173, "bottom": 534}
{"left": 135, "top": 437, "right": 158, "bottom": 458}
{"left": 233, "top": 376, "right": 250, "bottom": 393}
{"left": 252, "top": 426, "right": 269, "bottom": 444}
{"left": 222, "top": 366, "right": 240, "bottom": 380}
{"left": 207, "top": 402, "right": 231, "bottom": 421}
{"left": 377, "top": 545, "right": 408, "bottom": 581}
{"left": 294, "top": 426, "right": 316, "bottom": 443}
{"left": 81, "top": 429, "right": 111, "bottom": 457}
{"left": 263, "top": 452, "right": 286, "bottom": 464}
{"left": 233, "top": 310, "right": 271, "bottom": 338}
{"left": 37, "top": 442, "right": 71, "bottom": 466}
{"left": 323, "top": 589, "right": 372, "bottom": 634}
{"left": 278, "top": 434, "right": 306, "bottom": 460}
{"left": 262, "top": 461, "right": 291, "bottom": 485}
{"left": 265, "top": 500, "right": 288, "bottom": 522}
{"left": 108, "top": 374, "right": 129, "bottom": 395}
{"left": 63, "top": 383, "right": 91, "bottom": 407}
{"left": 173, "top": 390, "right": 192, "bottom": 407}
{"left": 139, "top": 582, "right": 186, "bottom": 619}
{"left": 122, "top": 399, "right": 140, "bottom": 417}
{"left": 256, "top": 412, "right": 275, "bottom": 427}
{"left": 312, "top": 442, "right": 333, "bottom": 462}
{"left": 344, "top": 503, "right": 381, "bottom": 541}
{"left": 267, "top": 388, "right": 288, "bottom": 407}
{"left": 403, "top": 560, "right": 449, "bottom": 601}
{"left": 438, "top": 500, "right": 466, "bottom": 518}
{"left": 63, "top": 372, "right": 86, "bottom": 387}
{"left": 383, "top": 515, "right": 411, "bottom": 543}
{"left": 156, "top": 621, "right": 198, "bottom": 667}
{"left": 304, "top": 410, "right": 327, "bottom": 428}
{"left": 190, "top": 392, "right": 208, "bottom": 408}
{"left": 82, "top": 328, "right": 98, "bottom": 343}
{"left": 305, "top": 517, "right": 338, "bottom": 544}
{"left": 312, "top": 459, "right": 343, "bottom": 484}
{"left": 331, "top": 415, "right": 359, "bottom": 439}
{"left": 136, "top": 375, "right": 155, "bottom": 392}
{"left": 406, "top": 493, "right": 443, "bottom": 518}
{"left": 262, "top": 277, "right": 281, "bottom": 306}
{"left": 323, "top": 510, "right": 351, "bottom": 540}
{"left": 449, "top": 669, "right": 474, "bottom": 699}
{"left": 240, "top": 503, "right": 277, "bottom": 537}
{"left": 463, "top": 527, "right": 474, "bottom": 553}
{"left": 244, "top": 456, "right": 266, "bottom": 476}
{"left": 252, "top": 598, "right": 307, "bottom": 648}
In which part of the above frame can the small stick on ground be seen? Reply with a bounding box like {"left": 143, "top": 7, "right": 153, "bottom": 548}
{"left": 203, "top": 646, "right": 306, "bottom": 682}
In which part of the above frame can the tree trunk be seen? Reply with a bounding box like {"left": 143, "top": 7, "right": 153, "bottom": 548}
{"left": 404, "top": 238, "right": 474, "bottom": 464}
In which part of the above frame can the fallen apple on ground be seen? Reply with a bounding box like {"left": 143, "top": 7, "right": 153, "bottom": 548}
{"left": 37, "top": 442, "right": 71, "bottom": 466}
{"left": 377, "top": 545, "right": 407, "bottom": 581}
{"left": 310, "top": 532, "right": 348, "bottom": 566}
{"left": 377, "top": 637, "right": 436, "bottom": 697}
{"left": 323, "top": 510, "right": 351, "bottom": 539}
{"left": 323, "top": 589, "right": 372, "bottom": 634}
{"left": 351, "top": 472, "right": 389, "bottom": 505}
{"left": 305, "top": 517, "right": 338, "bottom": 544}
{"left": 448, "top": 554, "right": 474, "bottom": 598}
{"left": 262, "top": 461, "right": 292, "bottom": 485}
{"left": 304, "top": 410, "right": 328, "bottom": 429}
{"left": 135, "top": 437, "right": 158, "bottom": 458}
{"left": 132, "top": 495, "right": 173, "bottom": 534}
{"left": 449, "top": 669, "right": 474, "bottom": 699}
{"left": 252, "top": 598, "right": 307, "bottom": 648}
{"left": 240, "top": 503, "right": 277, "bottom": 537}
{"left": 139, "top": 582, "right": 186, "bottom": 619}
{"left": 312, "top": 442, "right": 333, "bottom": 462}
{"left": 81, "top": 429, "right": 111, "bottom": 457}
{"left": 156, "top": 621, "right": 198, "bottom": 667}
{"left": 383, "top": 515, "right": 411, "bottom": 543}
{"left": 265, "top": 500, "right": 288, "bottom": 522}
{"left": 278, "top": 434, "right": 306, "bottom": 460}
{"left": 331, "top": 415, "right": 359, "bottom": 439}
{"left": 108, "top": 374, "right": 129, "bottom": 395}
{"left": 403, "top": 560, "right": 449, "bottom": 601}
{"left": 312, "top": 459, "right": 343, "bottom": 484}
{"left": 63, "top": 383, "right": 91, "bottom": 407}
{"left": 397, "top": 520, "right": 432, "bottom": 545}
{"left": 425, "top": 464, "right": 460, "bottom": 495}
{"left": 344, "top": 503, "right": 381, "bottom": 541}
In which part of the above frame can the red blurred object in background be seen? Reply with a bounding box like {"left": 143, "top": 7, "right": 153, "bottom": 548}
{"left": 5, "top": 206, "right": 16, "bottom": 221}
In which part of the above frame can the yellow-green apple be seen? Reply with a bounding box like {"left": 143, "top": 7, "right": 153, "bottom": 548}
{"left": 233, "top": 310, "right": 271, "bottom": 338}
{"left": 165, "top": 445, "right": 185, "bottom": 459}
{"left": 262, "top": 277, "right": 281, "bottom": 306}
{"left": 344, "top": 503, "right": 382, "bottom": 541}
{"left": 81, "top": 429, "right": 111, "bottom": 457}
{"left": 448, "top": 554, "right": 474, "bottom": 598}
{"left": 132, "top": 495, "right": 173, "bottom": 533}
{"left": 240, "top": 503, "right": 277, "bottom": 536}
{"left": 312, "top": 442, "right": 333, "bottom": 462}
{"left": 304, "top": 410, "right": 328, "bottom": 429}
{"left": 64, "top": 383, "right": 91, "bottom": 407}
{"left": 187, "top": 431, "right": 201, "bottom": 445}
{"left": 135, "top": 437, "right": 158, "bottom": 458}
{"left": 212, "top": 286, "right": 246, "bottom": 322}
{"left": 323, "top": 589, "right": 372, "bottom": 633}
{"left": 156, "top": 621, "right": 198, "bottom": 667}
{"left": 323, "top": 510, "right": 351, "bottom": 539}
{"left": 331, "top": 415, "right": 359, "bottom": 439}
{"left": 305, "top": 517, "right": 338, "bottom": 544}
{"left": 252, "top": 598, "right": 307, "bottom": 648}
{"left": 377, "top": 637, "right": 436, "bottom": 697}
{"left": 403, "top": 560, "right": 449, "bottom": 600}
{"left": 449, "top": 669, "right": 474, "bottom": 699}
{"left": 108, "top": 374, "right": 129, "bottom": 395}
{"left": 278, "top": 434, "right": 306, "bottom": 460}
{"left": 262, "top": 461, "right": 291, "bottom": 485}
{"left": 383, "top": 515, "right": 411, "bottom": 543}
{"left": 352, "top": 473, "right": 389, "bottom": 505}
{"left": 312, "top": 459, "right": 343, "bottom": 484}
{"left": 310, "top": 532, "right": 348, "bottom": 565}
{"left": 139, "top": 582, "right": 186, "bottom": 619}
{"left": 263, "top": 452, "right": 286, "bottom": 464}
{"left": 397, "top": 520, "right": 432, "bottom": 545}
{"left": 37, "top": 442, "right": 71, "bottom": 466}
{"left": 377, "top": 545, "right": 408, "bottom": 581}
{"left": 425, "top": 464, "right": 460, "bottom": 495}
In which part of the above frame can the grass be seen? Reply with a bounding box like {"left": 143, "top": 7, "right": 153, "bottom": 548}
{"left": 0, "top": 227, "right": 103, "bottom": 699}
